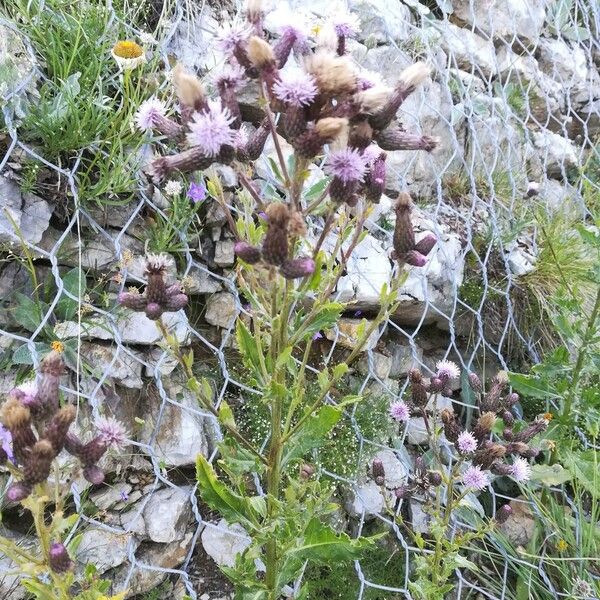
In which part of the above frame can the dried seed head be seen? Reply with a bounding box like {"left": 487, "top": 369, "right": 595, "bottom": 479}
{"left": 477, "top": 411, "right": 497, "bottom": 433}
{"left": 247, "top": 36, "right": 275, "bottom": 68}
{"left": 305, "top": 52, "right": 357, "bottom": 95}
{"left": 398, "top": 62, "right": 431, "bottom": 91}
{"left": 173, "top": 64, "right": 205, "bottom": 110}
{"left": 0, "top": 398, "right": 31, "bottom": 430}
{"left": 315, "top": 117, "right": 348, "bottom": 140}
{"left": 468, "top": 372, "right": 482, "bottom": 393}
{"left": 356, "top": 87, "right": 392, "bottom": 114}
{"left": 245, "top": 0, "right": 264, "bottom": 23}
{"left": 43, "top": 404, "right": 76, "bottom": 453}
{"left": 288, "top": 211, "right": 307, "bottom": 237}
{"left": 265, "top": 202, "right": 290, "bottom": 226}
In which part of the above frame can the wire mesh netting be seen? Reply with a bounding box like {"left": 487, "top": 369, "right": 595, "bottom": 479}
{"left": 1, "top": 0, "right": 599, "bottom": 598}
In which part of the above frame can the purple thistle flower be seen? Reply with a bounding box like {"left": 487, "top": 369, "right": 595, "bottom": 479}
{"left": 216, "top": 21, "right": 252, "bottom": 54}
{"left": 324, "top": 148, "right": 368, "bottom": 183}
{"left": 187, "top": 100, "right": 235, "bottom": 156}
{"left": 332, "top": 10, "right": 361, "bottom": 38}
{"left": 510, "top": 457, "right": 532, "bottom": 482}
{"left": 49, "top": 542, "right": 73, "bottom": 573}
{"left": 135, "top": 97, "right": 167, "bottom": 131}
{"left": 457, "top": 431, "right": 478, "bottom": 454}
{"left": 272, "top": 70, "right": 318, "bottom": 107}
{"left": 390, "top": 400, "right": 410, "bottom": 423}
{"left": 12, "top": 380, "right": 38, "bottom": 407}
{"left": 213, "top": 63, "right": 246, "bottom": 91}
{"left": 0, "top": 425, "right": 13, "bottom": 463}
{"left": 436, "top": 359, "right": 460, "bottom": 382}
{"left": 462, "top": 465, "right": 489, "bottom": 490}
{"left": 187, "top": 182, "right": 207, "bottom": 203}
{"left": 95, "top": 416, "right": 128, "bottom": 450}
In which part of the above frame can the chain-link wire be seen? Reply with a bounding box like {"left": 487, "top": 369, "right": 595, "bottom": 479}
{"left": 1, "top": 0, "right": 599, "bottom": 597}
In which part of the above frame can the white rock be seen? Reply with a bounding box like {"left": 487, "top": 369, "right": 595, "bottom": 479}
{"left": 532, "top": 130, "right": 581, "bottom": 176}
{"left": 184, "top": 266, "right": 222, "bottom": 294}
{"left": 371, "top": 450, "right": 409, "bottom": 489}
{"left": 205, "top": 291, "right": 238, "bottom": 329}
{"left": 80, "top": 342, "right": 144, "bottom": 388}
{"left": 436, "top": 21, "right": 497, "bottom": 79}
{"left": 76, "top": 528, "right": 137, "bottom": 572}
{"left": 506, "top": 241, "right": 537, "bottom": 277}
{"left": 201, "top": 519, "right": 252, "bottom": 568}
{"left": 214, "top": 240, "right": 235, "bottom": 267}
{"left": 144, "top": 347, "right": 179, "bottom": 377}
{"left": 388, "top": 341, "right": 423, "bottom": 378}
{"left": 90, "top": 483, "right": 133, "bottom": 510}
{"left": 139, "top": 387, "right": 214, "bottom": 467}
{"left": 142, "top": 487, "right": 193, "bottom": 544}
{"left": 54, "top": 310, "right": 190, "bottom": 346}
{"left": 406, "top": 417, "right": 429, "bottom": 445}
{"left": 349, "top": 0, "right": 413, "bottom": 43}
{"left": 0, "top": 176, "right": 53, "bottom": 245}
{"left": 344, "top": 481, "right": 384, "bottom": 518}
{"left": 409, "top": 500, "right": 430, "bottom": 534}
{"left": 451, "top": 0, "right": 548, "bottom": 43}
{"left": 357, "top": 351, "right": 393, "bottom": 380}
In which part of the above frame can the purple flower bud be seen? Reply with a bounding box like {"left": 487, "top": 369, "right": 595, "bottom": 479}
{"left": 404, "top": 251, "right": 427, "bottom": 267}
{"left": 280, "top": 257, "right": 315, "bottom": 279}
{"left": 495, "top": 504, "right": 512, "bottom": 524}
{"left": 428, "top": 471, "right": 442, "bottom": 486}
{"left": 468, "top": 372, "right": 483, "bottom": 393}
{"left": 502, "top": 410, "right": 515, "bottom": 427}
{"left": 372, "top": 458, "right": 385, "bottom": 485}
{"left": 507, "top": 393, "right": 519, "bottom": 406}
{"left": 49, "top": 542, "right": 73, "bottom": 573}
{"left": 83, "top": 465, "right": 105, "bottom": 485}
{"left": 394, "top": 485, "right": 411, "bottom": 500}
{"left": 234, "top": 241, "right": 262, "bottom": 264}
{"left": 6, "top": 482, "right": 32, "bottom": 502}
{"left": 118, "top": 292, "right": 147, "bottom": 311}
{"left": 145, "top": 302, "right": 163, "bottom": 320}
{"left": 414, "top": 234, "right": 436, "bottom": 256}
{"left": 428, "top": 377, "right": 444, "bottom": 392}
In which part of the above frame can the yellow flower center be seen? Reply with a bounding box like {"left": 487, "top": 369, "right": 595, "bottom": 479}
{"left": 112, "top": 40, "right": 144, "bottom": 59}
{"left": 556, "top": 539, "right": 568, "bottom": 551}
{"left": 51, "top": 340, "right": 65, "bottom": 353}
{"left": 543, "top": 412, "right": 554, "bottom": 421}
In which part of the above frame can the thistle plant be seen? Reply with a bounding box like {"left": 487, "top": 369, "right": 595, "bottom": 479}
{"left": 0, "top": 351, "right": 128, "bottom": 599}
{"left": 385, "top": 364, "right": 549, "bottom": 600}
{"left": 124, "top": 1, "right": 440, "bottom": 597}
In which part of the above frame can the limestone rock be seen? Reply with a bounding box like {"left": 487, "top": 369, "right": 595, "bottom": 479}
{"left": 76, "top": 528, "right": 138, "bottom": 572}
{"left": 201, "top": 519, "right": 252, "bottom": 568}
{"left": 80, "top": 342, "right": 144, "bottom": 388}
{"left": 499, "top": 499, "right": 535, "bottom": 546}
{"left": 325, "top": 318, "right": 380, "bottom": 352}
{"left": 348, "top": 0, "right": 413, "bottom": 43}
{"left": 344, "top": 481, "right": 384, "bottom": 518}
{"left": 370, "top": 450, "right": 409, "bottom": 489}
{"left": 357, "top": 351, "right": 393, "bottom": 380}
{"left": 532, "top": 130, "right": 581, "bottom": 176}
{"left": 205, "top": 291, "right": 238, "bottom": 329}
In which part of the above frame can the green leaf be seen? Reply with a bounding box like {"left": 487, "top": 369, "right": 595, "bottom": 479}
{"left": 562, "top": 450, "right": 600, "bottom": 496}
{"left": 508, "top": 372, "right": 560, "bottom": 399}
{"left": 236, "top": 320, "right": 262, "bottom": 376}
{"left": 196, "top": 455, "right": 256, "bottom": 528}
{"left": 219, "top": 400, "right": 236, "bottom": 429}
{"left": 56, "top": 267, "right": 86, "bottom": 321}
{"left": 303, "top": 176, "right": 330, "bottom": 202}
{"left": 13, "top": 292, "right": 45, "bottom": 332}
{"left": 282, "top": 405, "right": 342, "bottom": 467}
{"left": 287, "top": 518, "right": 377, "bottom": 563}
{"left": 298, "top": 302, "right": 343, "bottom": 341}
{"left": 529, "top": 463, "right": 572, "bottom": 486}
{"left": 12, "top": 342, "right": 50, "bottom": 365}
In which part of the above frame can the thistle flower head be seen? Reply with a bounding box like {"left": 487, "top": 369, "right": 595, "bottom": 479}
{"left": 324, "top": 148, "right": 367, "bottom": 183}
{"left": 356, "top": 86, "right": 393, "bottom": 114}
{"left": 0, "top": 398, "right": 31, "bottom": 430}
{"left": 49, "top": 542, "right": 73, "bottom": 574}
{"left": 144, "top": 253, "right": 173, "bottom": 275}
{"left": 280, "top": 257, "right": 315, "bottom": 279}
{"left": 173, "top": 64, "right": 205, "bottom": 109}
{"left": 272, "top": 69, "right": 318, "bottom": 107}
{"left": 134, "top": 97, "right": 167, "bottom": 131}
{"left": 216, "top": 20, "right": 253, "bottom": 54}
{"left": 247, "top": 36, "right": 276, "bottom": 68}
{"left": 213, "top": 63, "right": 246, "bottom": 91}
{"left": 95, "top": 416, "right": 128, "bottom": 450}
{"left": 12, "top": 380, "right": 38, "bottom": 407}
{"left": 462, "top": 465, "right": 489, "bottom": 490}
{"left": 457, "top": 431, "right": 478, "bottom": 454}
{"left": 305, "top": 51, "right": 357, "bottom": 95}
{"left": 331, "top": 7, "right": 361, "bottom": 38}
{"left": 510, "top": 457, "right": 532, "bottom": 482}
{"left": 164, "top": 180, "right": 183, "bottom": 197}
{"left": 390, "top": 400, "right": 410, "bottom": 423}
{"left": 398, "top": 61, "right": 431, "bottom": 91}
{"left": 187, "top": 100, "right": 235, "bottom": 156}
{"left": 435, "top": 359, "right": 460, "bottom": 382}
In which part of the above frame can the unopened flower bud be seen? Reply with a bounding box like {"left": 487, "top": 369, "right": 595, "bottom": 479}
{"left": 234, "top": 241, "right": 262, "bottom": 264}
{"left": 372, "top": 458, "right": 385, "bottom": 485}
{"left": 83, "top": 465, "right": 105, "bottom": 485}
{"left": 49, "top": 542, "right": 73, "bottom": 573}
{"left": 428, "top": 377, "right": 444, "bottom": 393}
{"left": 23, "top": 440, "right": 55, "bottom": 485}
{"left": 507, "top": 393, "right": 519, "bottom": 406}
{"left": 394, "top": 485, "right": 411, "bottom": 500}
{"left": 262, "top": 203, "right": 290, "bottom": 266}
{"left": 300, "top": 463, "right": 315, "bottom": 480}
{"left": 409, "top": 369, "right": 428, "bottom": 407}
{"left": 495, "top": 504, "right": 512, "bottom": 524}
{"left": 502, "top": 410, "right": 515, "bottom": 427}
{"left": 43, "top": 404, "right": 76, "bottom": 454}
{"left": 6, "top": 482, "right": 33, "bottom": 502}
{"left": 468, "top": 372, "right": 483, "bottom": 393}
{"left": 428, "top": 471, "right": 442, "bottom": 486}
{"left": 280, "top": 258, "right": 315, "bottom": 279}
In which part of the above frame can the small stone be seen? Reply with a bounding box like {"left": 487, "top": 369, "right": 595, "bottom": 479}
{"left": 184, "top": 266, "right": 222, "bottom": 295}
{"left": 214, "top": 240, "right": 235, "bottom": 268}
{"left": 499, "top": 499, "right": 535, "bottom": 546}
{"left": 405, "top": 417, "right": 429, "bottom": 445}
{"left": 80, "top": 342, "right": 144, "bottom": 388}
{"left": 142, "top": 487, "right": 193, "bottom": 544}
{"left": 357, "top": 351, "right": 393, "bottom": 380}
{"left": 90, "top": 483, "right": 133, "bottom": 511}
{"left": 409, "top": 500, "right": 430, "bottom": 534}
{"left": 388, "top": 342, "right": 423, "bottom": 378}
{"left": 76, "top": 528, "right": 137, "bottom": 572}
{"left": 370, "top": 450, "right": 408, "bottom": 489}
{"left": 325, "top": 318, "right": 379, "bottom": 351}
{"left": 205, "top": 292, "right": 238, "bottom": 329}
{"left": 201, "top": 519, "right": 251, "bottom": 568}
{"left": 344, "top": 481, "right": 384, "bottom": 519}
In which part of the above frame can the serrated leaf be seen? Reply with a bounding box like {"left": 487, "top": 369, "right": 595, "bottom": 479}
{"left": 236, "top": 320, "right": 262, "bottom": 376}
{"left": 508, "top": 372, "right": 560, "bottom": 399}
{"left": 332, "top": 363, "right": 348, "bottom": 380}
{"left": 298, "top": 302, "right": 343, "bottom": 341}
{"left": 282, "top": 405, "right": 342, "bottom": 467}
{"left": 562, "top": 450, "right": 599, "bottom": 496}
{"left": 303, "top": 177, "right": 330, "bottom": 201}
{"left": 287, "top": 518, "right": 377, "bottom": 563}
{"left": 196, "top": 455, "right": 256, "bottom": 528}
{"left": 529, "top": 463, "right": 572, "bottom": 486}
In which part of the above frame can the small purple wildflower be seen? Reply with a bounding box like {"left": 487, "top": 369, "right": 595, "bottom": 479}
{"left": 187, "top": 100, "right": 235, "bottom": 156}
{"left": 389, "top": 400, "right": 410, "bottom": 423}
{"left": 258, "top": 212, "right": 268, "bottom": 221}
{"left": 95, "top": 416, "right": 128, "bottom": 450}
{"left": 462, "top": 465, "right": 489, "bottom": 490}
{"left": 272, "top": 70, "right": 318, "bottom": 107}
{"left": 436, "top": 359, "right": 460, "bottom": 382}
{"left": 457, "top": 431, "right": 477, "bottom": 454}
{"left": 0, "top": 425, "right": 14, "bottom": 462}
{"left": 313, "top": 331, "right": 323, "bottom": 341}
{"left": 324, "top": 148, "right": 368, "bottom": 183}
{"left": 354, "top": 310, "right": 362, "bottom": 317}
{"left": 120, "top": 490, "right": 129, "bottom": 502}
{"left": 510, "top": 457, "right": 532, "bottom": 482}
{"left": 187, "top": 182, "right": 207, "bottom": 203}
